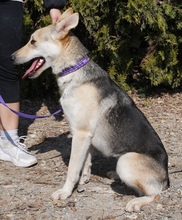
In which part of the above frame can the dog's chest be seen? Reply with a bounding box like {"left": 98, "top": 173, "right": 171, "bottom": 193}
{"left": 60, "top": 94, "right": 77, "bottom": 119}
{"left": 60, "top": 83, "right": 101, "bottom": 131}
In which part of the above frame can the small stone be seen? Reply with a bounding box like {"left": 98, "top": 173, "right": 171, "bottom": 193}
{"left": 77, "top": 186, "right": 85, "bottom": 193}
{"left": 156, "top": 204, "right": 163, "bottom": 210}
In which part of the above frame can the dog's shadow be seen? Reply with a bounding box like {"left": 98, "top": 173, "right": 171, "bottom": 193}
{"left": 30, "top": 132, "right": 137, "bottom": 197}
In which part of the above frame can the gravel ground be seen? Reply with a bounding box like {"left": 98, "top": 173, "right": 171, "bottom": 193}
{"left": 0, "top": 91, "right": 181, "bottom": 220}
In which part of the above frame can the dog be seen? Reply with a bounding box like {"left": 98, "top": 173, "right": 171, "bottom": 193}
{"left": 11, "top": 8, "right": 169, "bottom": 212}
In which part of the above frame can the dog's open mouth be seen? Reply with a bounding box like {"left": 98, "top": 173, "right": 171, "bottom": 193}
{"left": 22, "top": 57, "right": 45, "bottom": 79}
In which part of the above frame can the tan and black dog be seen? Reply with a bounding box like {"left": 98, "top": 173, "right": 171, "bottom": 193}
{"left": 11, "top": 8, "right": 169, "bottom": 212}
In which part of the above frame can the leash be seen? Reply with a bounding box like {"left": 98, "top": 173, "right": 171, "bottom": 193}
{"left": 0, "top": 95, "right": 62, "bottom": 119}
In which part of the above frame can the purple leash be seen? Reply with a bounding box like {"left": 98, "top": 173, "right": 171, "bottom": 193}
{"left": 0, "top": 95, "right": 62, "bottom": 119}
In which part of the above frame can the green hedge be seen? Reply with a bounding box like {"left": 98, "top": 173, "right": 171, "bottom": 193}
{"left": 20, "top": 0, "right": 182, "bottom": 99}
{"left": 70, "top": 0, "right": 182, "bottom": 90}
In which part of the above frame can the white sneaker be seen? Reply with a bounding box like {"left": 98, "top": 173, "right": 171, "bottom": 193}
{"left": 0, "top": 136, "right": 37, "bottom": 167}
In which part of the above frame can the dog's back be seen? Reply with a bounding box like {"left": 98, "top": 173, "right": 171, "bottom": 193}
{"left": 76, "top": 62, "right": 168, "bottom": 168}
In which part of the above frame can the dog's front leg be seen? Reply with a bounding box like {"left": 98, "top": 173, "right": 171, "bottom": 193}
{"left": 51, "top": 131, "right": 92, "bottom": 200}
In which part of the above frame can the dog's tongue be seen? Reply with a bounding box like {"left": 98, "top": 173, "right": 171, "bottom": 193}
{"left": 22, "top": 59, "right": 40, "bottom": 79}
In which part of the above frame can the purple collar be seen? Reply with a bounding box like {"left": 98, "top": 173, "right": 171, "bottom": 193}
{"left": 58, "top": 55, "right": 90, "bottom": 77}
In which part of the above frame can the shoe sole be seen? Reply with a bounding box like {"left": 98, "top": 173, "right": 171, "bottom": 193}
{"left": 11, "top": 159, "right": 37, "bottom": 167}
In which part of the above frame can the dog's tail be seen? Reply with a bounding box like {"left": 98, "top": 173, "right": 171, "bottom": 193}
{"left": 163, "top": 177, "right": 170, "bottom": 191}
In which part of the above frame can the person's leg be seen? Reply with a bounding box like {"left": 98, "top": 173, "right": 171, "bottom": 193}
{"left": 0, "top": 103, "right": 19, "bottom": 130}
{"left": 0, "top": 1, "right": 37, "bottom": 167}
{"left": 0, "top": 102, "right": 19, "bottom": 145}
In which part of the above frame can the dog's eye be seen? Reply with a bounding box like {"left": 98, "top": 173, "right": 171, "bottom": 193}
{"left": 30, "top": 39, "right": 36, "bottom": 45}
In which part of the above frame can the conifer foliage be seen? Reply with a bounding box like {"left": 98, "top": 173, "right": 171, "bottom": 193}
{"left": 22, "top": 0, "right": 182, "bottom": 98}
{"left": 70, "top": 0, "right": 182, "bottom": 90}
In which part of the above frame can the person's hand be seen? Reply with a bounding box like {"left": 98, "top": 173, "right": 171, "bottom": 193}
{"left": 50, "top": 8, "right": 61, "bottom": 24}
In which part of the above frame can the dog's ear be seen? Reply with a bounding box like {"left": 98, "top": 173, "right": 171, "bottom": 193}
{"left": 51, "top": 13, "right": 79, "bottom": 40}
{"left": 57, "top": 8, "right": 73, "bottom": 22}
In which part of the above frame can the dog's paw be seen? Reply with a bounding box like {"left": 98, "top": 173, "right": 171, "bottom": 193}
{"left": 51, "top": 188, "right": 71, "bottom": 200}
{"left": 125, "top": 198, "right": 142, "bottom": 212}
{"left": 79, "top": 173, "right": 90, "bottom": 185}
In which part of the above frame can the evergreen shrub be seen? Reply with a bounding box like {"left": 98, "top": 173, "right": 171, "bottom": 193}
{"left": 21, "top": 0, "right": 182, "bottom": 99}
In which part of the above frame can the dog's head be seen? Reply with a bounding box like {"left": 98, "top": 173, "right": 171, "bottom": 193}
{"left": 11, "top": 8, "right": 79, "bottom": 79}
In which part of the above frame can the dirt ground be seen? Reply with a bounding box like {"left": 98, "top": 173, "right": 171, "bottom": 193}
{"left": 0, "top": 91, "right": 181, "bottom": 220}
